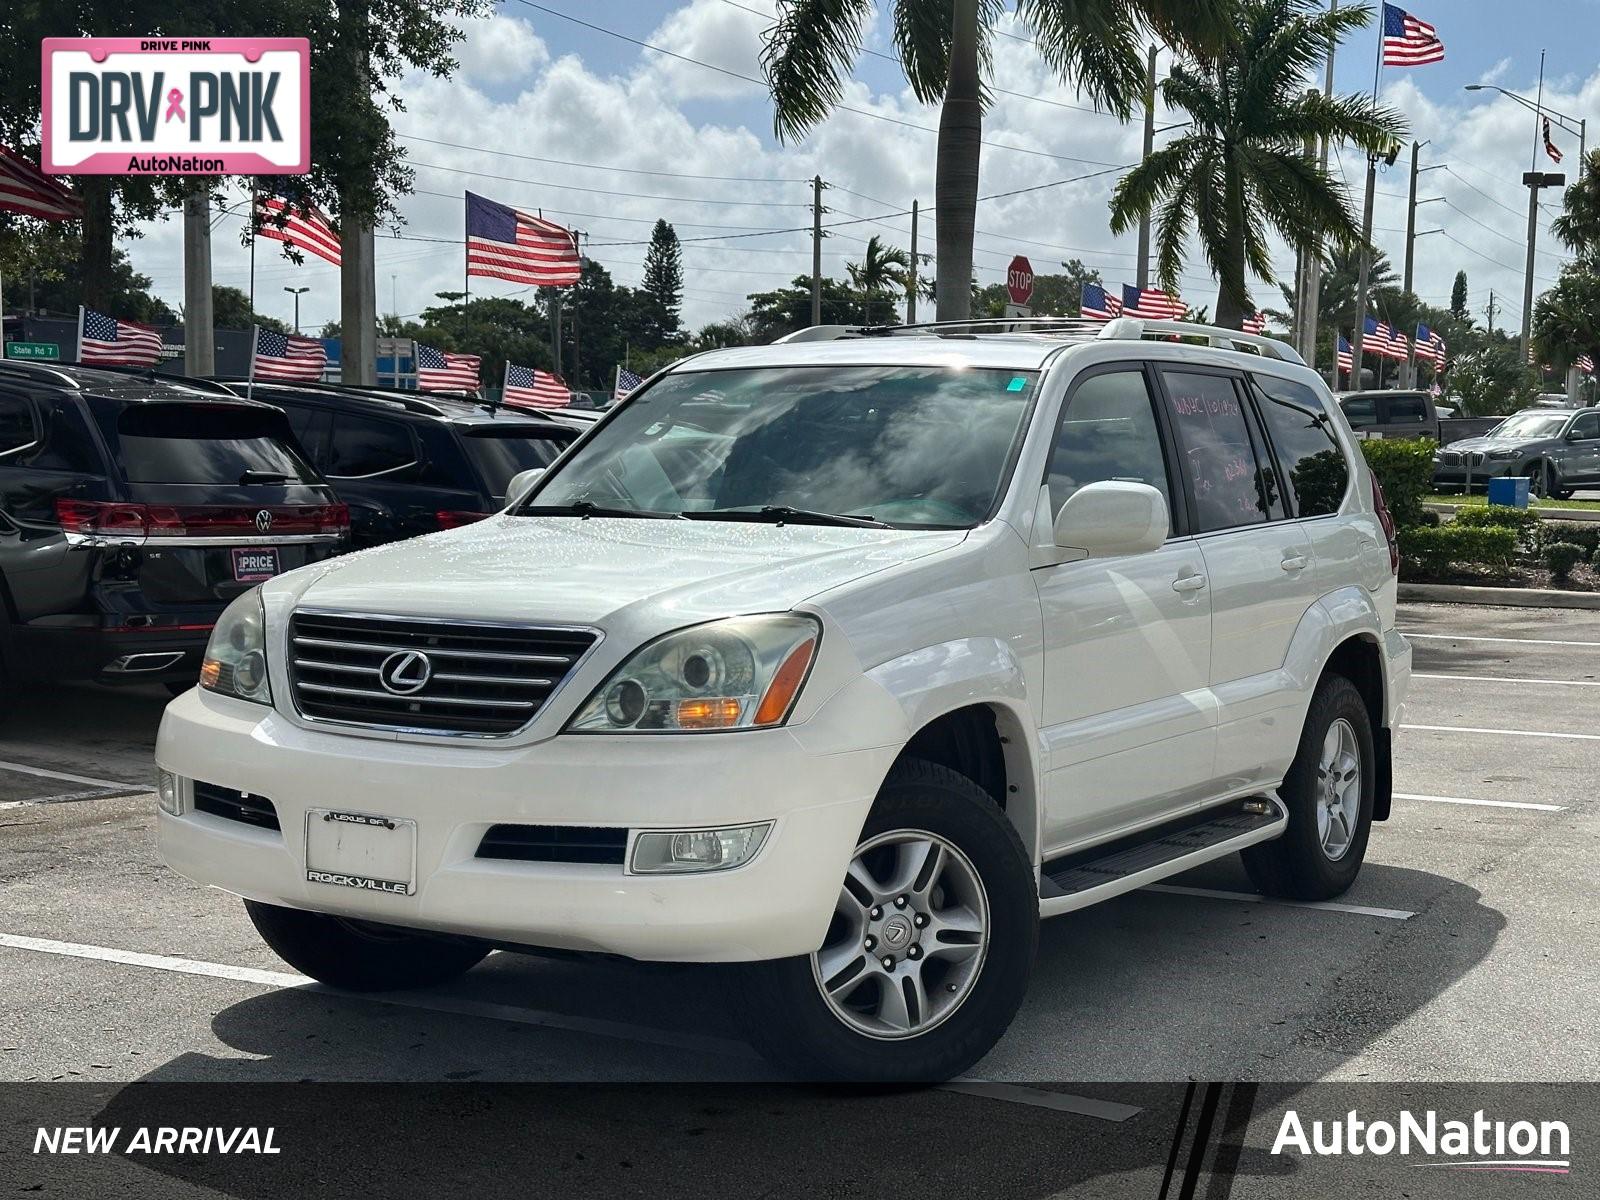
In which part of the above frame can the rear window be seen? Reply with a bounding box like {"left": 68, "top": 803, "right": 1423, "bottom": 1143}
{"left": 110, "top": 404, "right": 318, "bottom": 485}
{"left": 461, "top": 426, "right": 573, "bottom": 496}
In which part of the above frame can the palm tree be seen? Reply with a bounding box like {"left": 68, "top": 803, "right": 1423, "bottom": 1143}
{"left": 1551, "top": 149, "right": 1600, "bottom": 263}
{"left": 759, "top": 0, "right": 1234, "bottom": 321}
{"left": 846, "top": 235, "right": 911, "bottom": 323}
{"left": 1109, "top": 0, "right": 1405, "bottom": 329}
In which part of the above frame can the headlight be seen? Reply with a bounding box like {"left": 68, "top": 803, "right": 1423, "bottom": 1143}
{"left": 200, "top": 590, "right": 272, "bottom": 705}
{"left": 568, "top": 614, "right": 819, "bottom": 733}
{"left": 1485, "top": 449, "right": 1519, "bottom": 461}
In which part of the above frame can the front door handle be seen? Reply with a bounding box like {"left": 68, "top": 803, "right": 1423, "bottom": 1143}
{"left": 1280, "top": 554, "right": 1308, "bottom": 572}
{"left": 1172, "top": 573, "right": 1208, "bottom": 593}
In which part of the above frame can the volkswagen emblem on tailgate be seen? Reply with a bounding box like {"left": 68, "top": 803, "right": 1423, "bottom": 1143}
{"left": 254, "top": 509, "right": 274, "bottom": 533}
{"left": 378, "top": 650, "right": 433, "bottom": 695}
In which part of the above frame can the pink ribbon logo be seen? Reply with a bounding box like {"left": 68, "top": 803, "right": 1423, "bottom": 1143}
{"left": 164, "top": 88, "right": 185, "bottom": 123}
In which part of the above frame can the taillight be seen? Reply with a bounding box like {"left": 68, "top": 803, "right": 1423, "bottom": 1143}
{"left": 436, "top": 509, "right": 490, "bottom": 530}
{"left": 326, "top": 503, "right": 350, "bottom": 534}
{"left": 55, "top": 499, "right": 149, "bottom": 537}
{"left": 1369, "top": 472, "right": 1400, "bottom": 575}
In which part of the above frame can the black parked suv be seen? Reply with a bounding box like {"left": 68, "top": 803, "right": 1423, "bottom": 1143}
{"left": 0, "top": 361, "right": 347, "bottom": 691}
{"left": 210, "top": 381, "right": 579, "bottom": 548}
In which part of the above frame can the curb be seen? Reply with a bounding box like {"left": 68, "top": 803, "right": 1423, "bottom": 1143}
{"left": 1399, "top": 582, "right": 1600, "bottom": 609}
{"left": 1426, "top": 502, "right": 1600, "bottom": 523}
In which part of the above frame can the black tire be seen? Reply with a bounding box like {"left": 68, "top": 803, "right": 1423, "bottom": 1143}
{"left": 1242, "top": 674, "right": 1376, "bottom": 901}
{"left": 244, "top": 900, "right": 490, "bottom": 991}
{"left": 734, "top": 758, "right": 1037, "bottom": 1082}
{"left": 1526, "top": 462, "right": 1552, "bottom": 499}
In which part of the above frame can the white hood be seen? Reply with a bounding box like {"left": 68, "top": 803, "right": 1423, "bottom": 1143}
{"left": 276, "top": 513, "right": 966, "bottom": 628}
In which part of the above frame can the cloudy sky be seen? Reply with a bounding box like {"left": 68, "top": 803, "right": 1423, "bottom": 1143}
{"left": 120, "top": 0, "right": 1600, "bottom": 345}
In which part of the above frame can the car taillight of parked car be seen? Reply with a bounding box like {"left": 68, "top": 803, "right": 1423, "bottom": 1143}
{"left": 435, "top": 510, "right": 491, "bottom": 530}
{"left": 56, "top": 499, "right": 349, "bottom": 538}
{"left": 1369, "top": 473, "right": 1400, "bottom": 575}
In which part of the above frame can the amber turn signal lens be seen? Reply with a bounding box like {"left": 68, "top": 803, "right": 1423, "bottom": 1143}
{"left": 676, "top": 696, "right": 743, "bottom": 729}
{"left": 199, "top": 659, "right": 222, "bottom": 690}
{"left": 754, "top": 637, "right": 816, "bottom": 726}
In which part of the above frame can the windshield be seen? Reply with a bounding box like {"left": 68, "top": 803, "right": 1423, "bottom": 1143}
{"left": 461, "top": 427, "right": 573, "bottom": 497}
{"left": 1490, "top": 413, "right": 1570, "bottom": 439}
{"left": 523, "top": 365, "right": 1039, "bottom": 527}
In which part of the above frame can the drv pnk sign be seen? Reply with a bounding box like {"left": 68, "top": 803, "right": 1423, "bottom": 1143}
{"left": 41, "top": 38, "right": 309, "bottom": 175}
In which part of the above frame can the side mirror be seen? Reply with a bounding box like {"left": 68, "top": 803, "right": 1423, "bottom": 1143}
{"left": 504, "top": 467, "right": 545, "bottom": 507}
{"left": 1053, "top": 480, "right": 1169, "bottom": 558}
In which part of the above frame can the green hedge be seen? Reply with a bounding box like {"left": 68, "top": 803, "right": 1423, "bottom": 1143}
{"left": 1398, "top": 524, "right": 1517, "bottom": 577}
{"left": 1541, "top": 522, "right": 1600, "bottom": 562}
{"left": 1452, "top": 504, "right": 1545, "bottom": 552}
{"left": 1546, "top": 542, "right": 1584, "bottom": 583}
{"left": 1359, "top": 438, "right": 1434, "bottom": 529}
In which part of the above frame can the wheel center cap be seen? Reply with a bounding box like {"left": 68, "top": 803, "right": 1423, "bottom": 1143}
{"left": 880, "top": 914, "right": 913, "bottom": 950}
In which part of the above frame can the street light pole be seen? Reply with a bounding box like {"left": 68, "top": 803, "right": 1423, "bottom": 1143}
{"left": 283, "top": 286, "right": 309, "bottom": 335}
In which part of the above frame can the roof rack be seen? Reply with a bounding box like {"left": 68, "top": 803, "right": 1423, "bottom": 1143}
{"left": 783, "top": 316, "right": 1305, "bottom": 365}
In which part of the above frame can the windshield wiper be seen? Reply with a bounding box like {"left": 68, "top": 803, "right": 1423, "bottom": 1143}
{"left": 683, "top": 505, "right": 891, "bottom": 529}
{"left": 239, "top": 470, "right": 292, "bottom": 485}
{"left": 518, "top": 500, "right": 681, "bottom": 520}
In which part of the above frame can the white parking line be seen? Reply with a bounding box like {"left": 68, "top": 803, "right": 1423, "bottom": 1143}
{"left": 0, "top": 787, "right": 140, "bottom": 811}
{"left": 1402, "top": 723, "right": 1600, "bottom": 742}
{"left": 0, "top": 932, "right": 760, "bottom": 1062}
{"left": 942, "top": 1082, "right": 1142, "bottom": 1122}
{"left": 1404, "top": 632, "right": 1600, "bottom": 648}
{"left": 1413, "top": 673, "right": 1600, "bottom": 688}
{"left": 1142, "top": 884, "right": 1414, "bottom": 921}
{"left": 0, "top": 757, "right": 137, "bottom": 790}
{"left": 1396, "top": 792, "right": 1567, "bottom": 812}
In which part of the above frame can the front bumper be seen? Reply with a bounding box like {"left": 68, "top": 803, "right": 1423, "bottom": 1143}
{"left": 1431, "top": 459, "right": 1520, "bottom": 488}
{"left": 155, "top": 688, "right": 898, "bottom": 962}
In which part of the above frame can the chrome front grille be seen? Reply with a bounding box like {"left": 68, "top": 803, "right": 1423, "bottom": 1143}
{"left": 287, "top": 611, "right": 598, "bottom": 736}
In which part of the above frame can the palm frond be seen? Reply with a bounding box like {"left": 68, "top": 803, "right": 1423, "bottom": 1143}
{"left": 1016, "top": 0, "right": 1145, "bottom": 120}
{"left": 760, "top": 0, "right": 875, "bottom": 142}
{"left": 891, "top": 0, "right": 1004, "bottom": 105}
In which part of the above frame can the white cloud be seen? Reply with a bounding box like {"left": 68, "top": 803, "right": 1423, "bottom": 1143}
{"left": 450, "top": 12, "right": 550, "bottom": 85}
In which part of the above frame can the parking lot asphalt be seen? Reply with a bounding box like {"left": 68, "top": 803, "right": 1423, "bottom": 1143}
{"left": 1, "top": 601, "right": 1596, "bottom": 1087}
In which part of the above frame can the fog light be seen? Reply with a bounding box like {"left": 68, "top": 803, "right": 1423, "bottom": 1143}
{"left": 630, "top": 823, "right": 770, "bottom": 874}
{"left": 157, "top": 770, "right": 182, "bottom": 815}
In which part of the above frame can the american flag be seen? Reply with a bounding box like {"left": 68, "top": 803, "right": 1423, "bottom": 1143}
{"left": 253, "top": 189, "right": 341, "bottom": 266}
{"left": 1337, "top": 334, "right": 1354, "bottom": 376}
{"left": 1080, "top": 283, "right": 1121, "bottom": 321}
{"left": 1414, "top": 323, "right": 1447, "bottom": 364}
{"left": 1578, "top": 354, "right": 1595, "bottom": 374}
{"left": 1381, "top": 4, "right": 1444, "bottom": 67}
{"left": 77, "top": 307, "right": 163, "bottom": 366}
{"left": 466, "top": 191, "right": 581, "bottom": 287}
{"left": 1121, "top": 284, "right": 1186, "bottom": 320}
{"left": 1243, "top": 312, "right": 1268, "bottom": 335}
{"left": 1365, "top": 317, "right": 1409, "bottom": 361}
{"left": 0, "top": 144, "right": 83, "bottom": 221}
{"left": 1543, "top": 119, "right": 1564, "bottom": 165}
{"left": 416, "top": 344, "right": 481, "bottom": 393}
{"left": 251, "top": 327, "right": 327, "bottom": 382}
{"left": 615, "top": 366, "right": 644, "bottom": 399}
{"left": 503, "top": 363, "right": 568, "bottom": 408}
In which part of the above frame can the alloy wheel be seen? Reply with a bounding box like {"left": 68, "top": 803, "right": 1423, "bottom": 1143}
{"left": 810, "top": 830, "right": 990, "bottom": 1040}
{"left": 1316, "top": 717, "right": 1362, "bottom": 861}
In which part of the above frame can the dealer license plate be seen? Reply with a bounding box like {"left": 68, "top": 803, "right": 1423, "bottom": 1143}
{"left": 232, "top": 547, "right": 282, "bottom": 582}
{"left": 304, "top": 809, "right": 416, "bottom": 896}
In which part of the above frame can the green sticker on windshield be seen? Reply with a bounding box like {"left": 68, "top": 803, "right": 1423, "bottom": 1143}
{"left": 1006, "top": 376, "right": 1027, "bottom": 392}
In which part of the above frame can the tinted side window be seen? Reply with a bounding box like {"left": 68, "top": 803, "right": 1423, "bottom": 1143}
{"left": 0, "top": 394, "right": 38, "bottom": 456}
{"left": 1252, "top": 375, "right": 1350, "bottom": 518}
{"left": 1047, "top": 369, "right": 1173, "bottom": 521}
{"left": 327, "top": 415, "right": 416, "bottom": 477}
{"left": 1386, "top": 394, "right": 1428, "bottom": 423}
{"left": 1570, "top": 411, "right": 1600, "bottom": 440}
{"left": 1160, "top": 370, "right": 1272, "bottom": 532}
{"left": 1341, "top": 396, "right": 1377, "bottom": 425}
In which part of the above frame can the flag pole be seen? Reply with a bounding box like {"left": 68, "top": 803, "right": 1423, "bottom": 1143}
{"left": 613, "top": 363, "right": 619, "bottom": 404}
{"left": 247, "top": 183, "right": 257, "bottom": 314}
{"left": 247, "top": 323, "right": 257, "bottom": 402}
{"left": 76, "top": 304, "right": 86, "bottom": 364}
{"left": 0, "top": 263, "right": 7, "bottom": 360}
{"left": 1350, "top": 15, "right": 1385, "bottom": 381}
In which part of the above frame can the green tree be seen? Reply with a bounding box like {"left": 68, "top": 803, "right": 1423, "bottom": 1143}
{"left": 640, "top": 219, "right": 684, "bottom": 345}
{"left": 1532, "top": 266, "right": 1600, "bottom": 374}
{"left": 1550, "top": 149, "right": 1600, "bottom": 263}
{"left": 846, "top": 235, "right": 910, "bottom": 323}
{"left": 0, "top": 222, "right": 175, "bottom": 322}
{"left": 972, "top": 261, "right": 1103, "bottom": 317}
{"left": 696, "top": 316, "right": 756, "bottom": 348}
{"left": 759, "top": 0, "right": 1232, "bottom": 321}
{"left": 1109, "top": 0, "right": 1404, "bottom": 328}
{"left": 746, "top": 275, "right": 858, "bottom": 341}
{"left": 209, "top": 286, "right": 288, "bottom": 333}
{"left": 1446, "top": 345, "right": 1542, "bottom": 417}
{"left": 1450, "top": 270, "right": 1469, "bottom": 321}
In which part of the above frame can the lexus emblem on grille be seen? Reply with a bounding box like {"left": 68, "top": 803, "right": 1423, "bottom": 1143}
{"left": 378, "top": 650, "right": 433, "bottom": 695}
{"left": 254, "top": 509, "right": 274, "bottom": 533}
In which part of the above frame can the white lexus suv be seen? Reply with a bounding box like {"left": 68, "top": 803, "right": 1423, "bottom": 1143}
{"left": 156, "top": 317, "right": 1411, "bottom": 1081}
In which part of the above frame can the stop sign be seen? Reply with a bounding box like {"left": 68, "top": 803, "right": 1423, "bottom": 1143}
{"left": 1006, "top": 255, "right": 1034, "bottom": 307}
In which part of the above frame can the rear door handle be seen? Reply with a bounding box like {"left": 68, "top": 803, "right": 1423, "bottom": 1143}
{"left": 1280, "top": 554, "right": 1308, "bottom": 572}
{"left": 1172, "top": 573, "right": 1208, "bottom": 593}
